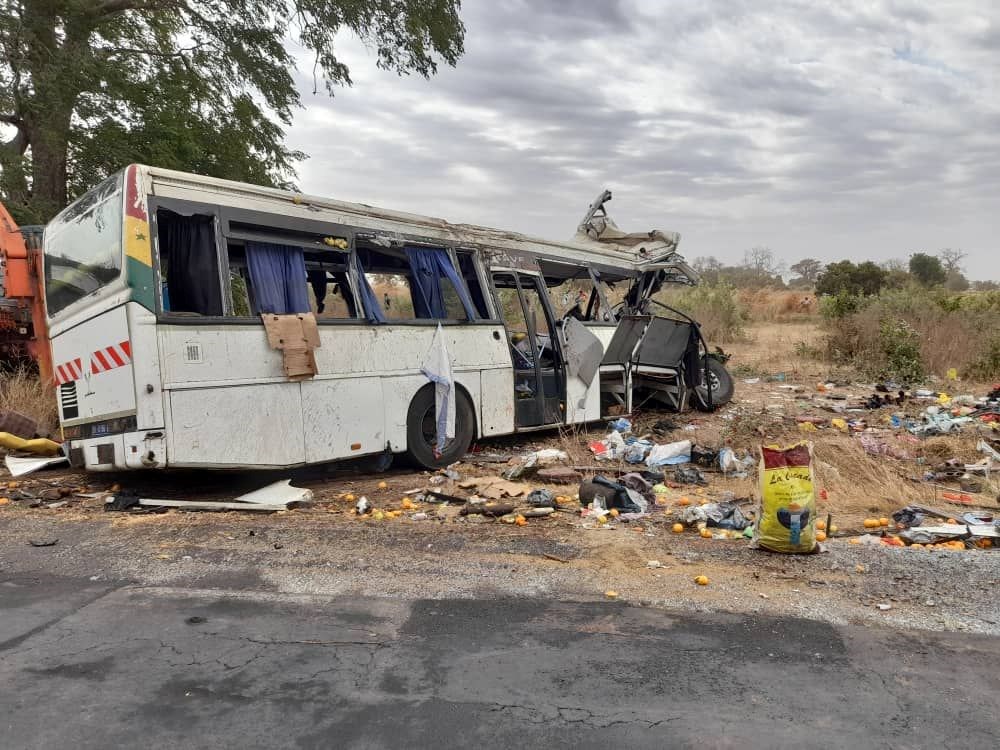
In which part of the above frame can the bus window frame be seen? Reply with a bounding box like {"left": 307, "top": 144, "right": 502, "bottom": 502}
{"left": 148, "top": 197, "right": 504, "bottom": 327}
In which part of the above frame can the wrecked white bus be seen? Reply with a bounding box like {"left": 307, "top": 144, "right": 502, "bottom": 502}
{"left": 43, "top": 166, "right": 733, "bottom": 471}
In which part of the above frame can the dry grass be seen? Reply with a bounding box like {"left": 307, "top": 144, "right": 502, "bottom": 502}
{"left": 0, "top": 366, "right": 58, "bottom": 436}
{"left": 738, "top": 289, "right": 817, "bottom": 323}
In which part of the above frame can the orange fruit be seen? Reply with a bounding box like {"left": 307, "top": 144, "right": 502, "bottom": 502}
{"left": 816, "top": 520, "right": 827, "bottom": 531}
{"left": 694, "top": 575, "right": 709, "bottom": 585}
{"left": 863, "top": 518, "right": 880, "bottom": 529}
{"left": 377, "top": 481, "right": 388, "bottom": 490}
{"left": 699, "top": 528, "right": 712, "bottom": 539}
{"left": 677, "top": 497, "right": 691, "bottom": 507}
{"left": 609, "top": 508, "right": 620, "bottom": 518}
{"left": 605, "top": 590, "right": 619, "bottom": 599}
{"left": 946, "top": 518, "right": 957, "bottom": 525}
{"left": 671, "top": 523, "right": 684, "bottom": 533}
{"left": 815, "top": 531, "right": 827, "bottom": 542}
{"left": 515, "top": 515, "right": 527, "bottom": 527}
{"left": 878, "top": 517, "right": 889, "bottom": 527}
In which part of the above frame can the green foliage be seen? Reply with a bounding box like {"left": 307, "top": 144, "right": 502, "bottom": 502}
{"left": 789, "top": 258, "right": 823, "bottom": 284}
{"left": 815, "top": 260, "right": 887, "bottom": 297}
{"left": 660, "top": 283, "right": 747, "bottom": 344}
{"left": 909, "top": 253, "right": 947, "bottom": 287}
{"left": 0, "top": 0, "right": 466, "bottom": 221}
{"left": 877, "top": 318, "right": 924, "bottom": 384}
{"left": 965, "top": 337, "right": 1000, "bottom": 380}
{"left": 819, "top": 291, "right": 862, "bottom": 319}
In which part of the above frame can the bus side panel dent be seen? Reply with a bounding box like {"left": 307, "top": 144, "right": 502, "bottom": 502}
{"left": 168, "top": 383, "right": 305, "bottom": 466}
{"left": 301, "top": 377, "right": 385, "bottom": 462}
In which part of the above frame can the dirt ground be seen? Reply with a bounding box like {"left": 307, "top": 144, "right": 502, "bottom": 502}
{"left": 2, "top": 321, "right": 998, "bottom": 634}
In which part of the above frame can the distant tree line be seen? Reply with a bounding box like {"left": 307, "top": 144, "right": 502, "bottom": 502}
{"left": 693, "top": 247, "right": 995, "bottom": 294}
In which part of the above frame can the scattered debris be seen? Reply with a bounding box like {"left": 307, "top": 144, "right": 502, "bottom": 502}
{"left": 28, "top": 538, "right": 58, "bottom": 547}
{"left": 4, "top": 454, "right": 69, "bottom": 477}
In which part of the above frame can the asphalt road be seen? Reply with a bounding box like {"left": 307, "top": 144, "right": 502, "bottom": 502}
{"left": 2, "top": 573, "right": 998, "bottom": 749}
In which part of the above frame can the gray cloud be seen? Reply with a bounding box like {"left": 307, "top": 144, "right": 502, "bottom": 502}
{"left": 286, "top": 0, "right": 1000, "bottom": 280}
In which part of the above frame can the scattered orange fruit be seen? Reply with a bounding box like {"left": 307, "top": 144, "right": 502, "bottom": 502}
{"left": 0, "top": 497, "right": 10, "bottom": 506}
{"left": 816, "top": 520, "right": 826, "bottom": 531}
{"left": 815, "top": 531, "right": 827, "bottom": 542}
{"left": 863, "top": 518, "right": 880, "bottom": 529}
{"left": 671, "top": 523, "right": 684, "bottom": 533}
{"left": 699, "top": 528, "right": 712, "bottom": 539}
{"left": 878, "top": 517, "right": 889, "bottom": 527}
{"left": 609, "top": 508, "right": 619, "bottom": 518}
{"left": 694, "top": 575, "right": 709, "bottom": 586}
{"left": 515, "top": 515, "right": 527, "bottom": 527}
{"left": 7, "top": 481, "right": 19, "bottom": 489}
{"left": 946, "top": 518, "right": 958, "bottom": 525}
{"left": 377, "top": 481, "right": 388, "bottom": 490}
{"left": 400, "top": 497, "right": 415, "bottom": 510}
{"left": 677, "top": 497, "right": 691, "bottom": 507}
{"left": 344, "top": 493, "right": 356, "bottom": 502}
{"left": 605, "top": 590, "right": 619, "bottom": 599}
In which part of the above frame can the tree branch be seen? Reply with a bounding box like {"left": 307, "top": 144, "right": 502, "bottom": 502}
{"left": 89, "top": 0, "right": 176, "bottom": 19}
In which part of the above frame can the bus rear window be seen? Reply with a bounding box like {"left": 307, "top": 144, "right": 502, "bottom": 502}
{"left": 44, "top": 174, "right": 124, "bottom": 316}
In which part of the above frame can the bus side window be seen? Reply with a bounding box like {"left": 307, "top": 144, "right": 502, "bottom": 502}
{"left": 156, "top": 209, "right": 224, "bottom": 316}
{"left": 225, "top": 244, "right": 253, "bottom": 317}
{"left": 457, "top": 252, "right": 491, "bottom": 318}
{"left": 304, "top": 250, "right": 356, "bottom": 319}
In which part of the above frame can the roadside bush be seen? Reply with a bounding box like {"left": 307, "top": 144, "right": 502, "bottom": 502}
{"left": 821, "top": 289, "right": 1000, "bottom": 382}
{"left": 657, "top": 283, "right": 747, "bottom": 344}
{"left": 965, "top": 337, "right": 1000, "bottom": 381}
{"left": 877, "top": 318, "right": 924, "bottom": 383}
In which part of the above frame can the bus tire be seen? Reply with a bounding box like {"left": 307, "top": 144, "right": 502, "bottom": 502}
{"left": 405, "top": 386, "right": 476, "bottom": 469}
{"left": 693, "top": 357, "right": 735, "bottom": 412}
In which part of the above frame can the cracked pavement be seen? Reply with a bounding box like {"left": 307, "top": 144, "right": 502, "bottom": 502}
{"left": 2, "top": 574, "right": 999, "bottom": 749}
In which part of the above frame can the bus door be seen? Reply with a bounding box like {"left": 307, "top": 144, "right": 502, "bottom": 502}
{"left": 490, "top": 270, "right": 565, "bottom": 428}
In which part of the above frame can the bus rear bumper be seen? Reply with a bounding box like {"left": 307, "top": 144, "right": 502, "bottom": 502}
{"left": 67, "top": 431, "right": 166, "bottom": 471}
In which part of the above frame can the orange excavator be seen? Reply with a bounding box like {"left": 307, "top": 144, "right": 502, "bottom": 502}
{"left": 0, "top": 202, "right": 52, "bottom": 383}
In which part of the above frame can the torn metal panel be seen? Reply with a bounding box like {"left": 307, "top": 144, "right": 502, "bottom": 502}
{"left": 136, "top": 498, "right": 291, "bottom": 512}
{"left": 561, "top": 317, "right": 603, "bottom": 387}
{"left": 234, "top": 480, "right": 313, "bottom": 506}
{"left": 4, "top": 454, "right": 70, "bottom": 477}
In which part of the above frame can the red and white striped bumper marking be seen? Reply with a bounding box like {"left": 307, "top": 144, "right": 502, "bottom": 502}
{"left": 54, "top": 358, "right": 83, "bottom": 386}
{"left": 90, "top": 340, "right": 132, "bottom": 374}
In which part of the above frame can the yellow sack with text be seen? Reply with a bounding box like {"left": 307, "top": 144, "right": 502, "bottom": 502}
{"left": 755, "top": 442, "right": 817, "bottom": 554}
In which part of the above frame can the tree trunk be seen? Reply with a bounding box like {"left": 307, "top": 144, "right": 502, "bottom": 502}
{"left": 24, "top": 109, "right": 73, "bottom": 221}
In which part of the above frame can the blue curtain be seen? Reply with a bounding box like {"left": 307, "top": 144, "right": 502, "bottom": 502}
{"left": 404, "top": 247, "right": 478, "bottom": 320}
{"left": 245, "top": 241, "right": 310, "bottom": 315}
{"left": 351, "top": 253, "right": 386, "bottom": 322}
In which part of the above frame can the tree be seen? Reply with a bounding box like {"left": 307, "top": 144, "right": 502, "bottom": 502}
{"left": 945, "top": 271, "right": 970, "bottom": 292}
{"left": 972, "top": 280, "right": 1000, "bottom": 291}
{"left": 0, "top": 1, "right": 465, "bottom": 222}
{"left": 938, "top": 248, "right": 967, "bottom": 274}
{"left": 742, "top": 246, "right": 783, "bottom": 282}
{"left": 815, "top": 260, "right": 887, "bottom": 297}
{"left": 693, "top": 256, "right": 723, "bottom": 285}
{"left": 909, "top": 253, "right": 947, "bottom": 287}
{"left": 789, "top": 258, "right": 823, "bottom": 285}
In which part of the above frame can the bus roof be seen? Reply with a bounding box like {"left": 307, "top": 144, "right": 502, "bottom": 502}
{"left": 138, "top": 165, "right": 691, "bottom": 280}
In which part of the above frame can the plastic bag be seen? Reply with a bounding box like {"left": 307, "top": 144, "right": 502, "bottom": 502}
{"left": 754, "top": 442, "right": 817, "bottom": 554}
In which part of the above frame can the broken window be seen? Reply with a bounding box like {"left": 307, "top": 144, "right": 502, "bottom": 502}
{"left": 354, "top": 243, "right": 479, "bottom": 322}
{"left": 305, "top": 250, "right": 357, "bottom": 319}
{"left": 156, "top": 209, "right": 224, "bottom": 316}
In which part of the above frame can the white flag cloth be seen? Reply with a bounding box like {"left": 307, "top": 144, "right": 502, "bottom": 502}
{"left": 420, "top": 324, "right": 455, "bottom": 453}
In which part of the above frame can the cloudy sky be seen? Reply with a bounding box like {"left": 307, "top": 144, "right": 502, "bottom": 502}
{"left": 287, "top": 0, "right": 999, "bottom": 280}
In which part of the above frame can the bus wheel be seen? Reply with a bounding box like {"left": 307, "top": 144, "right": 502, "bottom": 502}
{"left": 405, "top": 386, "right": 475, "bottom": 469}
